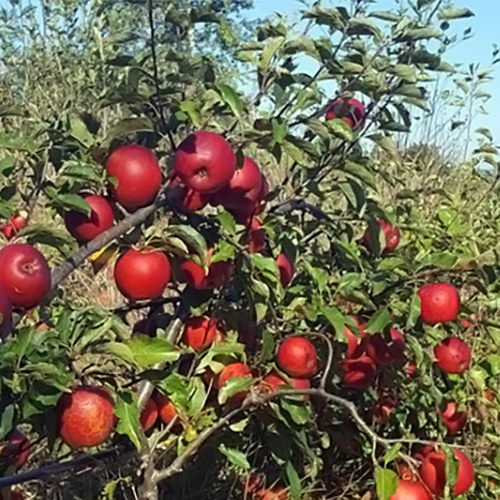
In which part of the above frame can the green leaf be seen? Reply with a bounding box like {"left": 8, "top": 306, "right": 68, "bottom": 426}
{"left": 281, "top": 398, "right": 310, "bottom": 425}
{"left": 211, "top": 240, "right": 236, "bottom": 264}
{"left": 344, "top": 161, "right": 376, "bottom": 189}
{"left": 376, "top": 467, "right": 399, "bottom": 500}
{"left": 127, "top": 336, "right": 180, "bottom": 368}
{"left": 365, "top": 307, "right": 391, "bottom": 333}
{"left": 260, "top": 37, "right": 285, "bottom": 68}
{"left": 384, "top": 443, "right": 402, "bottom": 465}
{"left": 217, "top": 211, "right": 236, "bottom": 234}
{"left": 251, "top": 253, "right": 280, "bottom": 278}
{"left": 218, "top": 444, "right": 250, "bottom": 470}
{"left": 53, "top": 193, "right": 91, "bottom": 215}
{"left": 168, "top": 225, "right": 207, "bottom": 260}
{"left": 218, "top": 376, "right": 253, "bottom": 404}
{"left": 321, "top": 306, "right": 345, "bottom": 337}
{"left": 272, "top": 118, "right": 288, "bottom": 144}
{"left": 282, "top": 140, "right": 304, "bottom": 164}
{"left": 406, "top": 293, "right": 421, "bottom": 328}
{"left": 443, "top": 446, "right": 459, "bottom": 492}
{"left": 439, "top": 7, "right": 474, "bottom": 20}
{"left": 0, "top": 404, "right": 15, "bottom": 440}
{"left": 286, "top": 461, "right": 301, "bottom": 499}
{"left": 368, "top": 134, "right": 398, "bottom": 157}
{"left": 326, "top": 118, "right": 354, "bottom": 141}
{"left": 392, "top": 64, "right": 417, "bottom": 83}
{"left": 0, "top": 157, "right": 15, "bottom": 178}
{"left": 180, "top": 100, "right": 202, "bottom": 127}
{"left": 114, "top": 391, "right": 141, "bottom": 450}
{"left": 100, "top": 342, "right": 137, "bottom": 366}
{"left": 103, "top": 118, "right": 154, "bottom": 145}
{"left": 188, "top": 377, "right": 206, "bottom": 417}
{"left": 216, "top": 83, "right": 244, "bottom": 118}
{"left": 398, "top": 27, "right": 442, "bottom": 41}
{"left": 69, "top": 115, "right": 94, "bottom": 148}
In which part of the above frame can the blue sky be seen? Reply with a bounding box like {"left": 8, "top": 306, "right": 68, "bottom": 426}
{"left": 245, "top": 0, "right": 500, "bottom": 147}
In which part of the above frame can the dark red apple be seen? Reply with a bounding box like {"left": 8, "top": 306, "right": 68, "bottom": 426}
{"left": 363, "top": 219, "right": 400, "bottom": 254}
{"left": 440, "top": 401, "right": 467, "bottom": 434}
{"left": 106, "top": 144, "right": 162, "bottom": 209}
{"left": 140, "top": 398, "right": 158, "bottom": 431}
{"left": 0, "top": 244, "right": 51, "bottom": 309}
{"left": 341, "top": 355, "right": 377, "bottom": 390}
{"left": 434, "top": 337, "right": 470, "bottom": 374}
{"left": 173, "top": 131, "right": 236, "bottom": 194}
{"left": 366, "top": 328, "right": 405, "bottom": 366}
{"left": 390, "top": 478, "right": 431, "bottom": 500}
{"left": 418, "top": 284, "right": 460, "bottom": 325}
{"left": 277, "top": 253, "right": 294, "bottom": 288}
{"left": 168, "top": 176, "right": 209, "bottom": 211}
{"left": 64, "top": 194, "right": 114, "bottom": 243}
{"left": 182, "top": 316, "right": 218, "bottom": 351}
{"left": 277, "top": 337, "right": 318, "bottom": 378}
{"left": 326, "top": 97, "right": 366, "bottom": 130}
{"left": 248, "top": 217, "right": 266, "bottom": 253}
{"left": 374, "top": 395, "right": 396, "bottom": 425}
{"left": 114, "top": 248, "right": 171, "bottom": 300}
{"left": 154, "top": 393, "right": 177, "bottom": 425}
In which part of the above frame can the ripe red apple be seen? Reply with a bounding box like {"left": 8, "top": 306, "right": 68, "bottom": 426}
{"left": 262, "top": 372, "right": 310, "bottom": 402}
{"left": 1, "top": 224, "right": 16, "bottom": 240}
{"left": 366, "top": 328, "right": 405, "bottom": 366}
{"left": 212, "top": 157, "right": 262, "bottom": 211}
{"left": 406, "top": 360, "right": 417, "bottom": 377}
{"left": 439, "top": 401, "right": 467, "bottom": 434}
{"left": 485, "top": 389, "right": 494, "bottom": 402}
{"left": 10, "top": 215, "right": 26, "bottom": 231}
{"left": 0, "top": 287, "right": 12, "bottom": 338}
{"left": 180, "top": 249, "right": 233, "bottom": 290}
{"left": 182, "top": 316, "right": 218, "bottom": 351}
{"left": 140, "top": 398, "right": 158, "bottom": 431}
{"left": 420, "top": 449, "right": 474, "bottom": 497}
{"left": 344, "top": 322, "right": 369, "bottom": 359}
{"left": 114, "top": 248, "right": 171, "bottom": 300}
{"left": 0, "top": 214, "right": 26, "bottom": 241}
{"left": 460, "top": 318, "right": 472, "bottom": 329}
{"left": 248, "top": 217, "right": 266, "bottom": 253}
{"left": 341, "top": 356, "right": 377, "bottom": 390}
{"left": 390, "top": 478, "right": 431, "bottom": 500}
{"left": 58, "top": 387, "right": 115, "bottom": 449}
{"left": 106, "top": 144, "right": 162, "bottom": 209}
{"left": 374, "top": 395, "right": 396, "bottom": 425}
{"left": 174, "top": 131, "right": 236, "bottom": 194}
{"left": 363, "top": 219, "right": 400, "bottom": 254}
{"left": 434, "top": 337, "right": 471, "bottom": 374}
{"left": 277, "top": 337, "right": 318, "bottom": 378}
{"left": 326, "top": 97, "right": 366, "bottom": 130}
{"left": 168, "top": 176, "right": 209, "bottom": 211}
{"left": 218, "top": 363, "right": 252, "bottom": 389}
{"left": 154, "top": 393, "right": 177, "bottom": 425}
{"left": 64, "top": 194, "right": 114, "bottom": 243}
{"left": 0, "top": 429, "right": 30, "bottom": 470}
{"left": 418, "top": 284, "right": 460, "bottom": 325}
{"left": 276, "top": 253, "right": 294, "bottom": 288}
{"left": 0, "top": 244, "right": 51, "bottom": 309}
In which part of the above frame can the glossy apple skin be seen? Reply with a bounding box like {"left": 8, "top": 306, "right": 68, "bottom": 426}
{"left": 0, "top": 244, "right": 51, "bottom": 309}
{"left": 180, "top": 259, "right": 232, "bottom": 290}
{"left": 0, "top": 287, "right": 12, "bottom": 338}
{"left": 1, "top": 224, "right": 16, "bottom": 240}
{"left": 326, "top": 97, "right": 366, "bottom": 130}
{"left": 363, "top": 219, "right": 400, "bottom": 254}
{"left": 212, "top": 157, "right": 262, "bottom": 212}
{"left": 390, "top": 479, "right": 431, "bottom": 500}
{"left": 64, "top": 194, "right": 114, "bottom": 243}
{"left": 248, "top": 217, "right": 266, "bottom": 253}
{"left": 168, "top": 176, "right": 209, "bottom": 211}
{"left": 277, "top": 253, "right": 294, "bottom": 288}
{"left": 182, "top": 316, "right": 218, "bottom": 351}
{"left": 341, "top": 355, "right": 377, "bottom": 390}
{"left": 277, "top": 337, "right": 318, "bottom": 379}
{"left": 420, "top": 449, "right": 474, "bottom": 497}
{"left": 114, "top": 248, "right": 171, "bottom": 300}
{"left": 58, "top": 387, "right": 115, "bottom": 449}
{"left": 140, "top": 398, "right": 158, "bottom": 431}
{"left": 154, "top": 393, "right": 177, "bottom": 424}
{"left": 418, "top": 284, "right": 460, "bottom": 324}
{"left": 434, "top": 337, "right": 471, "bottom": 374}
{"left": 173, "top": 131, "right": 236, "bottom": 194}
{"left": 106, "top": 144, "right": 162, "bottom": 209}
{"left": 440, "top": 400, "right": 467, "bottom": 434}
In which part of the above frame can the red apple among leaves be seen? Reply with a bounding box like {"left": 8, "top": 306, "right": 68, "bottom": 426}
{"left": 154, "top": 393, "right": 177, "bottom": 425}
{"left": 58, "top": 387, "right": 115, "bottom": 449}
{"left": 434, "top": 337, "right": 471, "bottom": 374}
{"left": 168, "top": 176, "right": 209, "bottom": 212}
{"left": 218, "top": 363, "right": 253, "bottom": 405}
{"left": 114, "top": 248, "right": 171, "bottom": 300}
{"left": 390, "top": 478, "right": 431, "bottom": 500}
{"left": 248, "top": 217, "right": 266, "bottom": 253}
{"left": 374, "top": 395, "right": 396, "bottom": 425}
{"left": 366, "top": 328, "right": 405, "bottom": 366}
{"left": 277, "top": 337, "right": 318, "bottom": 379}
{"left": 0, "top": 244, "right": 51, "bottom": 309}
{"left": 140, "top": 398, "right": 158, "bottom": 431}
{"left": 0, "top": 429, "right": 30, "bottom": 470}
{"left": 276, "top": 253, "right": 294, "bottom": 288}
{"left": 326, "top": 97, "right": 366, "bottom": 130}
{"left": 180, "top": 247, "right": 233, "bottom": 290}
{"left": 342, "top": 355, "right": 377, "bottom": 390}
{"left": 106, "top": 144, "right": 162, "bottom": 209}
{"left": 418, "top": 284, "right": 460, "bottom": 325}
{"left": 261, "top": 372, "right": 310, "bottom": 402}
{"left": 420, "top": 448, "right": 474, "bottom": 497}
{"left": 440, "top": 401, "right": 467, "bottom": 434}
{"left": 363, "top": 219, "right": 401, "bottom": 254}
{"left": 182, "top": 316, "right": 218, "bottom": 351}
{"left": 64, "top": 194, "right": 114, "bottom": 244}
{"left": 174, "top": 131, "right": 236, "bottom": 194}
{"left": 1, "top": 214, "right": 26, "bottom": 241}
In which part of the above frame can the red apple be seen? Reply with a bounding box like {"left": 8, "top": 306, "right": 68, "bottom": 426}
{"left": 248, "top": 217, "right": 266, "bottom": 253}
{"left": 262, "top": 372, "right": 310, "bottom": 402}
{"left": 418, "top": 284, "right": 460, "bottom": 325}
{"left": 366, "top": 328, "right": 405, "bottom": 366}
{"left": 167, "top": 176, "right": 209, "bottom": 211}
{"left": 154, "top": 393, "right": 177, "bottom": 425}
{"left": 326, "top": 97, "right": 366, "bottom": 130}
{"left": 174, "top": 131, "right": 236, "bottom": 194}
{"left": 64, "top": 194, "right": 114, "bottom": 243}
{"left": 277, "top": 337, "right": 318, "bottom": 379}
{"left": 420, "top": 449, "right": 474, "bottom": 497}
{"left": 58, "top": 387, "right": 115, "bottom": 449}
{"left": 344, "top": 322, "right": 369, "bottom": 359}
{"left": 390, "top": 478, "right": 431, "bottom": 500}
{"left": 114, "top": 248, "right": 171, "bottom": 300}
{"left": 341, "top": 355, "right": 377, "bottom": 390}
{"left": 0, "top": 244, "right": 51, "bottom": 309}
{"left": 276, "top": 253, "right": 294, "bottom": 288}
{"left": 140, "top": 398, "right": 158, "bottom": 431}
{"left": 106, "top": 144, "right": 162, "bottom": 209}
{"left": 212, "top": 157, "right": 262, "bottom": 212}
{"left": 0, "top": 429, "right": 30, "bottom": 470}
{"left": 180, "top": 248, "right": 233, "bottom": 290}
{"left": 182, "top": 316, "right": 218, "bottom": 351}
{"left": 218, "top": 363, "right": 252, "bottom": 389}
{"left": 485, "top": 389, "right": 494, "bottom": 402}
{"left": 434, "top": 337, "right": 471, "bottom": 374}
{"left": 406, "top": 360, "right": 417, "bottom": 377}
{"left": 440, "top": 401, "right": 467, "bottom": 434}
{"left": 10, "top": 215, "right": 26, "bottom": 230}
{"left": 363, "top": 219, "right": 400, "bottom": 254}
{"left": 1, "top": 224, "right": 16, "bottom": 240}
{"left": 374, "top": 395, "right": 396, "bottom": 425}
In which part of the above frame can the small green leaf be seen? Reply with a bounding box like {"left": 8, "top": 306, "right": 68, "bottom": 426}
{"left": 127, "top": 336, "right": 181, "bottom": 368}
{"left": 180, "top": 100, "right": 202, "bottom": 127}
{"left": 321, "top": 306, "right": 345, "bottom": 337}
{"left": 286, "top": 461, "right": 301, "bottom": 499}
{"left": 114, "top": 391, "right": 141, "bottom": 450}
{"left": 365, "top": 307, "right": 391, "bottom": 333}
{"left": 406, "top": 293, "right": 421, "bottom": 328}
{"left": 439, "top": 7, "right": 474, "bottom": 20}
{"left": 216, "top": 83, "right": 244, "bottom": 118}
{"left": 376, "top": 467, "right": 398, "bottom": 500}
{"left": 218, "top": 443, "right": 250, "bottom": 470}
{"left": 218, "top": 376, "right": 253, "bottom": 404}
{"left": 168, "top": 225, "right": 207, "bottom": 260}
{"left": 384, "top": 443, "right": 402, "bottom": 465}
{"left": 272, "top": 118, "right": 288, "bottom": 144}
